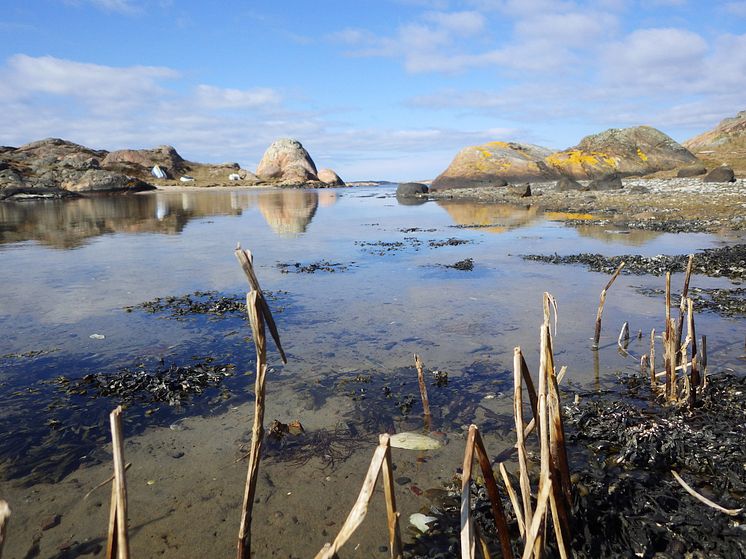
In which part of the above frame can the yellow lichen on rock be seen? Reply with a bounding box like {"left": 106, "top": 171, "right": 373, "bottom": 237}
{"left": 636, "top": 147, "right": 648, "bottom": 161}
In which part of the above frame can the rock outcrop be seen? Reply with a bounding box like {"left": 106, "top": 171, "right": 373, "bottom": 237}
{"left": 0, "top": 138, "right": 155, "bottom": 199}
{"left": 432, "top": 126, "right": 701, "bottom": 190}
{"left": 684, "top": 110, "right": 746, "bottom": 173}
{"left": 676, "top": 163, "right": 707, "bottom": 178}
{"left": 545, "top": 126, "right": 698, "bottom": 179}
{"left": 430, "top": 142, "right": 555, "bottom": 190}
{"left": 317, "top": 168, "right": 345, "bottom": 186}
{"left": 102, "top": 145, "right": 186, "bottom": 178}
{"left": 256, "top": 139, "right": 319, "bottom": 184}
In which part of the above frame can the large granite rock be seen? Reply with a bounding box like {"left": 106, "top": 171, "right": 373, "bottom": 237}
{"left": 256, "top": 139, "right": 318, "bottom": 184}
{"left": 0, "top": 138, "right": 155, "bottom": 198}
{"left": 545, "top": 126, "right": 699, "bottom": 179}
{"left": 684, "top": 110, "right": 746, "bottom": 173}
{"left": 430, "top": 142, "right": 555, "bottom": 190}
{"left": 703, "top": 165, "right": 736, "bottom": 183}
{"left": 317, "top": 168, "right": 345, "bottom": 186}
{"left": 102, "top": 145, "right": 186, "bottom": 178}
{"left": 556, "top": 176, "right": 586, "bottom": 192}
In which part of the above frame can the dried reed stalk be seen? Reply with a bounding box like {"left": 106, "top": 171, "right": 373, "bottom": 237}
{"left": 640, "top": 354, "right": 649, "bottom": 378}
{"left": 701, "top": 335, "right": 708, "bottom": 387}
{"left": 0, "top": 500, "right": 10, "bottom": 559}
{"left": 473, "top": 428, "right": 513, "bottom": 559}
{"left": 315, "top": 443, "right": 389, "bottom": 559}
{"left": 522, "top": 453, "right": 553, "bottom": 559}
{"left": 592, "top": 261, "right": 625, "bottom": 349}
{"left": 460, "top": 426, "right": 477, "bottom": 559}
{"left": 667, "top": 317, "right": 678, "bottom": 401}
{"left": 671, "top": 470, "right": 743, "bottom": 516}
{"left": 234, "top": 244, "right": 287, "bottom": 364}
{"left": 475, "top": 525, "right": 493, "bottom": 559}
{"left": 413, "top": 354, "right": 431, "bottom": 418}
{"left": 675, "top": 255, "right": 694, "bottom": 366}
{"left": 379, "top": 434, "right": 402, "bottom": 559}
{"left": 237, "top": 291, "right": 267, "bottom": 559}
{"left": 687, "top": 299, "right": 699, "bottom": 407}
{"left": 535, "top": 327, "right": 550, "bottom": 557}
{"left": 499, "top": 463, "right": 525, "bottom": 537}
{"left": 520, "top": 353, "right": 539, "bottom": 429}
{"left": 649, "top": 329, "right": 656, "bottom": 386}
{"left": 84, "top": 463, "right": 132, "bottom": 500}
{"left": 107, "top": 406, "right": 130, "bottom": 559}
{"left": 513, "top": 347, "right": 533, "bottom": 531}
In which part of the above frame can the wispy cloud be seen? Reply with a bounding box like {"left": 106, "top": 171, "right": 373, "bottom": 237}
{"left": 194, "top": 85, "right": 281, "bottom": 110}
{"left": 63, "top": 0, "right": 141, "bottom": 14}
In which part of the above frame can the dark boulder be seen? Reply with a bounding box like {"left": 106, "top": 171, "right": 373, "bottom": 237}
{"left": 588, "top": 174, "right": 623, "bottom": 191}
{"left": 703, "top": 166, "right": 736, "bottom": 183}
{"left": 556, "top": 176, "right": 586, "bottom": 192}
{"left": 396, "top": 182, "right": 429, "bottom": 197}
{"left": 676, "top": 164, "right": 707, "bottom": 178}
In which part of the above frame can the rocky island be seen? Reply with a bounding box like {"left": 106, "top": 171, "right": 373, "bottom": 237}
{"left": 0, "top": 137, "right": 345, "bottom": 200}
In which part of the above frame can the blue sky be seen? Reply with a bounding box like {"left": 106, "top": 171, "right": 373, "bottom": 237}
{"left": 1, "top": 0, "right": 745, "bottom": 180}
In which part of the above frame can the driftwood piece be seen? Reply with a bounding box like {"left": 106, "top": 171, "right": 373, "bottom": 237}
{"left": 671, "top": 470, "right": 743, "bottom": 516}
{"left": 592, "top": 261, "right": 625, "bottom": 349}
{"left": 687, "top": 299, "right": 699, "bottom": 408}
{"left": 234, "top": 244, "right": 287, "bottom": 364}
{"left": 413, "top": 354, "right": 431, "bottom": 418}
{"left": 107, "top": 406, "right": 130, "bottom": 559}
{"left": 237, "top": 291, "right": 268, "bottom": 559}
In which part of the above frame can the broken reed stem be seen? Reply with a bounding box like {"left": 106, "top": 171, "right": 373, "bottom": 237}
{"left": 701, "top": 335, "right": 708, "bottom": 388}
{"left": 640, "top": 354, "right": 649, "bottom": 378}
{"left": 535, "top": 325, "right": 551, "bottom": 557}
{"left": 675, "top": 255, "right": 694, "bottom": 366}
{"left": 521, "top": 470, "right": 553, "bottom": 559}
{"left": 473, "top": 429, "right": 513, "bottom": 559}
{"left": 379, "top": 434, "right": 403, "bottom": 559}
{"left": 413, "top": 354, "right": 431, "bottom": 418}
{"left": 237, "top": 291, "right": 267, "bottom": 559}
{"left": 667, "top": 317, "right": 678, "bottom": 401}
{"left": 618, "top": 321, "right": 630, "bottom": 347}
{"left": 0, "top": 500, "right": 10, "bottom": 559}
{"left": 108, "top": 406, "right": 130, "bottom": 559}
{"left": 460, "top": 426, "right": 477, "bottom": 559}
{"left": 234, "top": 244, "right": 287, "bottom": 364}
{"left": 499, "top": 463, "right": 525, "bottom": 537}
{"left": 687, "top": 298, "right": 699, "bottom": 408}
{"left": 315, "top": 442, "right": 389, "bottom": 559}
{"left": 84, "top": 463, "right": 132, "bottom": 500}
{"left": 649, "top": 329, "right": 656, "bottom": 387}
{"left": 671, "top": 470, "right": 743, "bottom": 516}
{"left": 592, "top": 261, "right": 625, "bottom": 349}
{"left": 513, "top": 347, "right": 533, "bottom": 531}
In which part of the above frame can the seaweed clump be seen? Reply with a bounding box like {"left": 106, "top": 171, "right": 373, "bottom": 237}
{"left": 565, "top": 373, "right": 746, "bottom": 558}
{"left": 63, "top": 361, "right": 234, "bottom": 405}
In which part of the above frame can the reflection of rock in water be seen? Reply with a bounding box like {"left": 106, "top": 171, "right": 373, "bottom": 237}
{"left": 571, "top": 224, "right": 661, "bottom": 246}
{"left": 258, "top": 190, "right": 319, "bottom": 236}
{"left": 317, "top": 191, "right": 338, "bottom": 208}
{"left": 437, "top": 201, "right": 539, "bottom": 233}
{"left": 0, "top": 192, "right": 257, "bottom": 249}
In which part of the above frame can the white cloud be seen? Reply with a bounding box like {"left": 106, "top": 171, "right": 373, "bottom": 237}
{"left": 422, "top": 10, "right": 486, "bottom": 34}
{"left": 195, "top": 85, "right": 281, "bottom": 109}
{"left": 601, "top": 28, "right": 708, "bottom": 90}
{"left": 724, "top": 1, "right": 746, "bottom": 16}
{"left": 3, "top": 54, "right": 178, "bottom": 112}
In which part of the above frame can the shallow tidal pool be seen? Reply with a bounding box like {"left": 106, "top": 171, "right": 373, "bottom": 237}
{"left": 0, "top": 186, "right": 743, "bottom": 558}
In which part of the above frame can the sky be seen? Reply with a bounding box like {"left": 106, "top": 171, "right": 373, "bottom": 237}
{"left": 1, "top": 1, "right": 745, "bottom": 181}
